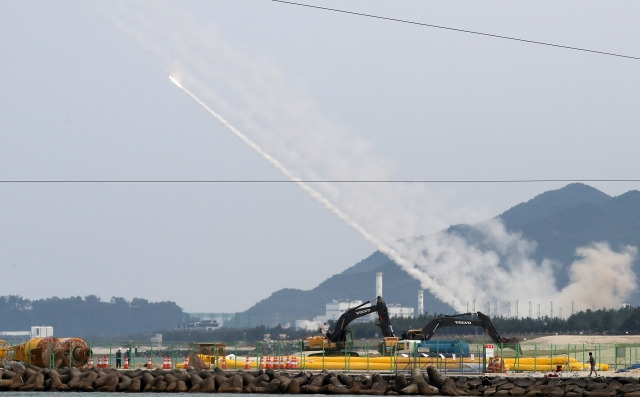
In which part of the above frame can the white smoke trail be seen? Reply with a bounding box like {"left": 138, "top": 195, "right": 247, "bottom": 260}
{"left": 168, "top": 74, "right": 455, "bottom": 304}
{"left": 102, "top": 2, "right": 638, "bottom": 316}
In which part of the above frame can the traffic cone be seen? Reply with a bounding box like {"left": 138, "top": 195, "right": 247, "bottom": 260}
{"left": 123, "top": 356, "right": 129, "bottom": 369}
{"left": 184, "top": 356, "right": 190, "bottom": 369}
{"left": 220, "top": 356, "right": 226, "bottom": 370}
{"left": 147, "top": 356, "right": 152, "bottom": 369}
{"left": 266, "top": 356, "right": 272, "bottom": 369}
{"left": 259, "top": 356, "right": 265, "bottom": 369}
{"left": 104, "top": 356, "right": 110, "bottom": 368}
{"left": 244, "top": 356, "right": 250, "bottom": 370}
{"left": 87, "top": 355, "right": 94, "bottom": 368}
{"left": 97, "top": 355, "right": 103, "bottom": 368}
{"left": 488, "top": 357, "right": 498, "bottom": 373}
{"left": 292, "top": 356, "right": 298, "bottom": 369}
{"left": 162, "top": 356, "right": 169, "bottom": 369}
{"left": 285, "top": 356, "right": 291, "bottom": 369}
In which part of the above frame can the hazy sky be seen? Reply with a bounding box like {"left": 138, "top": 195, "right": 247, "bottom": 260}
{"left": 2, "top": 1, "right": 639, "bottom": 314}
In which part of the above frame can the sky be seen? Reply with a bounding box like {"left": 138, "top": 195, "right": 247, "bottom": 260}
{"left": 1, "top": 1, "right": 639, "bottom": 315}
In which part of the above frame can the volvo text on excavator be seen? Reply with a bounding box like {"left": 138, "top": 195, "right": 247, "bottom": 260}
{"left": 303, "top": 296, "right": 397, "bottom": 355}
{"left": 402, "top": 311, "right": 519, "bottom": 350}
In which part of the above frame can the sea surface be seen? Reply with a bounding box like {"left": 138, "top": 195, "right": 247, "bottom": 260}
{"left": 0, "top": 393, "right": 449, "bottom": 397}
{"left": 0, "top": 391, "right": 442, "bottom": 397}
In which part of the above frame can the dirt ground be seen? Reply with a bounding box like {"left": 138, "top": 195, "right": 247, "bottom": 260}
{"left": 514, "top": 334, "right": 640, "bottom": 377}
{"left": 523, "top": 334, "right": 640, "bottom": 345}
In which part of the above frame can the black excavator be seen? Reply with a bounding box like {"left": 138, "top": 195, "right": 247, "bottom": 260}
{"left": 303, "top": 296, "right": 397, "bottom": 355}
{"left": 402, "top": 311, "right": 520, "bottom": 351}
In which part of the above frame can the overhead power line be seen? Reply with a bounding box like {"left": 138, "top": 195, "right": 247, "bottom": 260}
{"left": 271, "top": 0, "right": 640, "bottom": 60}
{"left": 1, "top": 179, "right": 638, "bottom": 184}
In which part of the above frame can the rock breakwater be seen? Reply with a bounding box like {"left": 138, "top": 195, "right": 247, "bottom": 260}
{"left": 2, "top": 362, "right": 640, "bottom": 395}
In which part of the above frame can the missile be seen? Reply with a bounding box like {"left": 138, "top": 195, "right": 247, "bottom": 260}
{"left": 169, "top": 75, "right": 183, "bottom": 88}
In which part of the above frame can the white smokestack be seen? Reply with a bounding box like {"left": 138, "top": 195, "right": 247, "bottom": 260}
{"left": 418, "top": 290, "right": 424, "bottom": 316}
{"left": 376, "top": 272, "right": 383, "bottom": 297}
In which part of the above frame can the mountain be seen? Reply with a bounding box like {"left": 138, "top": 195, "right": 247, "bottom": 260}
{"left": 500, "top": 184, "right": 640, "bottom": 289}
{"left": 227, "top": 183, "right": 640, "bottom": 328}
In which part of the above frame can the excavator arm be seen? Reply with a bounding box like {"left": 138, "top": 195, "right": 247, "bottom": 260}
{"left": 376, "top": 297, "right": 395, "bottom": 338}
{"left": 405, "top": 312, "right": 519, "bottom": 346}
{"left": 476, "top": 312, "right": 519, "bottom": 344}
{"left": 325, "top": 296, "right": 396, "bottom": 343}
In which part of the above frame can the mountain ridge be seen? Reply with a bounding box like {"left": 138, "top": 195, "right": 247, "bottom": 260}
{"left": 227, "top": 183, "right": 640, "bottom": 328}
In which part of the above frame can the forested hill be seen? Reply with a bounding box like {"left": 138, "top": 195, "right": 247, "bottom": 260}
{"left": 4, "top": 183, "right": 640, "bottom": 333}
{"left": 229, "top": 183, "right": 640, "bottom": 328}
{"left": 0, "top": 295, "right": 183, "bottom": 338}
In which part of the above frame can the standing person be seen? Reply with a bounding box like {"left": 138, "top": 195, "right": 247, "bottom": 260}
{"left": 116, "top": 348, "right": 122, "bottom": 369}
{"left": 588, "top": 352, "right": 597, "bottom": 376}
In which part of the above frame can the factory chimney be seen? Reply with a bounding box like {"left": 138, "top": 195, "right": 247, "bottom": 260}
{"left": 376, "top": 272, "right": 383, "bottom": 297}
{"left": 418, "top": 290, "right": 424, "bottom": 316}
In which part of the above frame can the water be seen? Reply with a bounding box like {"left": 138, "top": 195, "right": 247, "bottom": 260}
{"left": 0, "top": 391, "right": 442, "bottom": 397}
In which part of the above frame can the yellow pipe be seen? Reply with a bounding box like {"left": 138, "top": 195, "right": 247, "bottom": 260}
{"left": 181, "top": 354, "right": 610, "bottom": 373}
{"left": 504, "top": 357, "right": 609, "bottom": 372}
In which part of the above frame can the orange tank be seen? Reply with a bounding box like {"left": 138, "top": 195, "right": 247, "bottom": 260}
{"left": 12, "top": 337, "right": 65, "bottom": 368}
{"left": 59, "top": 338, "right": 91, "bottom": 368}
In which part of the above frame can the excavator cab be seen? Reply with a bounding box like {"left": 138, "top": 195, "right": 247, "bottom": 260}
{"left": 379, "top": 336, "right": 399, "bottom": 356}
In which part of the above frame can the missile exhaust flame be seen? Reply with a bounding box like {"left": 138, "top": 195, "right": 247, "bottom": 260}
{"left": 168, "top": 75, "right": 183, "bottom": 88}
{"left": 168, "top": 75, "right": 451, "bottom": 303}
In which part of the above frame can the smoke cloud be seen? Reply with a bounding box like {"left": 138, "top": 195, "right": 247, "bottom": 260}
{"left": 100, "top": 1, "right": 638, "bottom": 317}
{"left": 395, "top": 220, "right": 637, "bottom": 314}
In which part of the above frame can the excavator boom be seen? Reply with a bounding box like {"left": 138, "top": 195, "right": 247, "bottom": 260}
{"left": 404, "top": 312, "right": 519, "bottom": 347}
{"left": 304, "top": 296, "right": 396, "bottom": 354}
{"left": 326, "top": 296, "right": 396, "bottom": 342}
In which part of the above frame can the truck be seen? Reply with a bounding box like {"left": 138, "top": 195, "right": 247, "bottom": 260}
{"left": 303, "top": 296, "right": 397, "bottom": 356}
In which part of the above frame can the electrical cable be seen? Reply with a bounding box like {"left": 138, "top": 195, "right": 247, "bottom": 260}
{"left": 1, "top": 179, "right": 638, "bottom": 184}
{"left": 271, "top": 0, "right": 640, "bottom": 60}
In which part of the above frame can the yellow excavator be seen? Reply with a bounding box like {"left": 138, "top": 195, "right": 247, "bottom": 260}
{"left": 303, "top": 296, "right": 397, "bottom": 356}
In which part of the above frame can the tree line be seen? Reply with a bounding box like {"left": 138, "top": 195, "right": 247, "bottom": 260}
{"left": 350, "top": 306, "right": 640, "bottom": 341}
{"left": 157, "top": 306, "right": 640, "bottom": 344}
{"left": 0, "top": 295, "right": 183, "bottom": 339}
{"left": 2, "top": 295, "right": 638, "bottom": 343}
